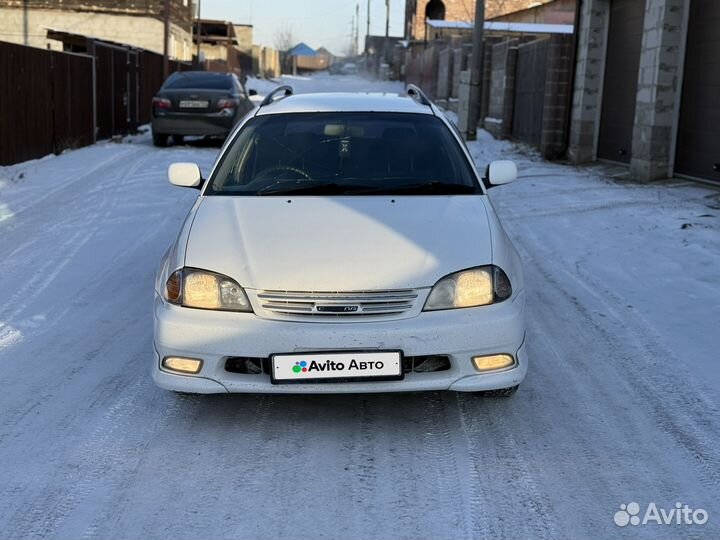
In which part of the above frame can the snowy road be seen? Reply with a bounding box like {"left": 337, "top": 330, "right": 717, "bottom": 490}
{"left": 1, "top": 75, "right": 719, "bottom": 539}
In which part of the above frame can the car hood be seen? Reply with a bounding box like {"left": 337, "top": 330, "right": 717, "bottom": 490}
{"left": 184, "top": 196, "right": 493, "bottom": 290}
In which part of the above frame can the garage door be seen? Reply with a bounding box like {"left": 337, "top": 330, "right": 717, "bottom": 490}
{"left": 597, "top": 0, "right": 645, "bottom": 163}
{"left": 675, "top": 0, "right": 720, "bottom": 183}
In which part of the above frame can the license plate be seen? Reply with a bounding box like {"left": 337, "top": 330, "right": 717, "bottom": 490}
{"left": 271, "top": 351, "right": 403, "bottom": 384}
{"left": 179, "top": 100, "right": 208, "bottom": 108}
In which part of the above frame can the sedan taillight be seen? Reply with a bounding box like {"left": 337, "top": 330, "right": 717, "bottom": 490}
{"left": 217, "top": 98, "right": 239, "bottom": 109}
{"left": 152, "top": 97, "right": 171, "bottom": 109}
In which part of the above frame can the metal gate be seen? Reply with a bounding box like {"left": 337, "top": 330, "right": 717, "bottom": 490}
{"left": 597, "top": 0, "right": 644, "bottom": 163}
{"left": 512, "top": 39, "right": 549, "bottom": 146}
{"left": 92, "top": 42, "right": 139, "bottom": 139}
{"left": 675, "top": 0, "right": 720, "bottom": 183}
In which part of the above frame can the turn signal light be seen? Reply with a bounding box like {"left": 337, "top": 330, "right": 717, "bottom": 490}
{"left": 162, "top": 356, "right": 203, "bottom": 374}
{"left": 472, "top": 354, "right": 515, "bottom": 372}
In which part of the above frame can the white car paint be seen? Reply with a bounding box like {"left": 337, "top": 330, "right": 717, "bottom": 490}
{"left": 153, "top": 90, "right": 526, "bottom": 394}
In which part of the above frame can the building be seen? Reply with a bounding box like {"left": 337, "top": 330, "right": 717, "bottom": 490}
{"left": 193, "top": 19, "right": 252, "bottom": 74}
{"left": 404, "top": 0, "right": 559, "bottom": 40}
{"left": 491, "top": 0, "right": 576, "bottom": 24}
{"left": 252, "top": 44, "right": 281, "bottom": 78}
{"left": 568, "top": 0, "right": 720, "bottom": 183}
{"left": 0, "top": 0, "right": 194, "bottom": 60}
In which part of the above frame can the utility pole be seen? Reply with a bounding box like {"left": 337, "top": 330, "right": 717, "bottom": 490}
{"left": 195, "top": 0, "right": 202, "bottom": 67}
{"left": 356, "top": 3, "right": 360, "bottom": 55}
{"left": 466, "top": 0, "right": 485, "bottom": 140}
{"left": 365, "top": 0, "right": 371, "bottom": 53}
{"left": 163, "top": 0, "right": 170, "bottom": 79}
{"left": 383, "top": 0, "right": 390, "bottom": 67}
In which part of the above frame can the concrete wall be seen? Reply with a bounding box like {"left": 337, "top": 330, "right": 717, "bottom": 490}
{"left": 0, "top": 7, "right": 193, "bottom": 59}
{"left": 252, "top": 45, "right": 280, "bottom": 78}
{"left": 436, "top": 46, "right": 454, "bottom": 102}
{"left": 540, "top": 34, "right": 574, "bottom": 158}
{"left": 483, "top": 38, "right": 518, "bottom": 139}
{"left": 630, "top": 0, "right": 686, "bottom": 180}
{"left": 567, "top": 0, "right": 690, "bottom": 181}
{"left": 233, "top": 25, "right": 253, "bottom": 54}
{"left": 567, "top": 0, "right": 609, "bottom": 164}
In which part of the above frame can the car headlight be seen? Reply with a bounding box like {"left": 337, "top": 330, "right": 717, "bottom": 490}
{"left": 165, "top": 268, "right": 252, "bottom": 312}
{"left": 423, "top": 266, "right": 512, "bottom": 311}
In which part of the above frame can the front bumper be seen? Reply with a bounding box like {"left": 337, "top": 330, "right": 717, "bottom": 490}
{"left": 152, "top": 291, "right": 527, "bottom": 394}
{"left": 151, "top": 111, "right": 236, "bottom": 136}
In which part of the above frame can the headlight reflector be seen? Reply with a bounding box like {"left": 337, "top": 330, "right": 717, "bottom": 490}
{"left": 424, "top": 266, "right": 512, "bottom": 311}
{"left": 165, "top": 268, "right": 252, "bottom": 312}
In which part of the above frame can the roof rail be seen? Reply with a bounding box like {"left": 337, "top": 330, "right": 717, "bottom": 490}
{"left": 406, "top": 84, "right": 432, "bottom": 106}
{"left": 259, "top": 85, "right": 294, "bottom": 107}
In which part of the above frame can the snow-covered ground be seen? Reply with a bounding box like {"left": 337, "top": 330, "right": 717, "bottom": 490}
{"left": 0, "top": 74, "right": 718, "bottom": 540}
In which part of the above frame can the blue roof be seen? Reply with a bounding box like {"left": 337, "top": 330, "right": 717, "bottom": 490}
{"left": 287, "top": 42, "right": 317, "bottom": 57}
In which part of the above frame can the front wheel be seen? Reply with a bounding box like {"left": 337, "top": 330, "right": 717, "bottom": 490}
{"left": 153, "top": 133, "right": 168, "bottom": 147}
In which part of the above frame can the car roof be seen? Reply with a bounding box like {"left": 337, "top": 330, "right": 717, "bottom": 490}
{"left": 255, "top": 92, "right": 434, "bottom": 116}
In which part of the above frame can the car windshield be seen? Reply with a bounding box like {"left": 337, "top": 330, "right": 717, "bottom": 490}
{"left": 164, "top": 73, "right": 233, "bottom": 90}
{"left": 205, "top": 112, "right": 481, "bottom": 196}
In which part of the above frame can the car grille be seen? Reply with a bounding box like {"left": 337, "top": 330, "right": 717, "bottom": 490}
{"left": 256, "top": 289, "right": 420, "bottom": 318}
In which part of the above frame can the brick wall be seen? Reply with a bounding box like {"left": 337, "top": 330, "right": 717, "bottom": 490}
{"left": 490, "top": 0, "right": 576, "bottom": 24}
{"left": 0, "top": 7, "right": 193, "bottom": 59}
{"left": 407, "top": 0, "right": 559, "bottom": 39}
{"left": 0, "top": 0, "right": 194, "bottom": 29}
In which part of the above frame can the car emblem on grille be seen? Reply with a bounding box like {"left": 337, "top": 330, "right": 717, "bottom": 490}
{"left": 314, "top": 304, "right": 360, "bottom": 313}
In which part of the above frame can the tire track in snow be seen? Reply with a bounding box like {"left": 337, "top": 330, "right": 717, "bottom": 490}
{"left": 454, "top": 394, "right": 559, "bottom": 540}
{"left": 0, "top": 147, "right": 162, "bottom": 330}
{"left": 509, "top": 218, "right": 720, "bottom": 499}
{"left": 549, "top": 261, "right": 720, "bottom": 491}
{"left": 7, "top": 146, "right": 138, "bottom": 220}
{"left": 418, "top": 393, "right": 473, "bottom": 540}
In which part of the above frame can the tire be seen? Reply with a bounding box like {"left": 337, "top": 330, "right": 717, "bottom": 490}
{"left": 172, "top": 134, "right": 184, "bottom": 145}
{"left": 480, "top": 385, "right": 519, "bottom": 397}
{"left": 152, "top": 133, "right": 168, "bottom": 147}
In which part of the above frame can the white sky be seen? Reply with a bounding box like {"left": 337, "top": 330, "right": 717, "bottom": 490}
{"left": 200, "top": 0, "right": 407, "bottom": 55}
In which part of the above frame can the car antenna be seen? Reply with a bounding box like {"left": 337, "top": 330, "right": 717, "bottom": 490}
{"left": 259, "top": 85, "right": 294, "bottom": 108}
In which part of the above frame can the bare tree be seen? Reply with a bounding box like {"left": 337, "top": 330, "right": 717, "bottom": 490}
{"left": 274, "top": 24, "right": 295, "bottom": 52}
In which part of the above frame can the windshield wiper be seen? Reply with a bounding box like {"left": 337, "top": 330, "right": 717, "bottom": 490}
{"left": 347, "top": 181, "right": 478, "bottom": 195}
{"left": 256, "top": 182, "right": 373, "bottom": 196}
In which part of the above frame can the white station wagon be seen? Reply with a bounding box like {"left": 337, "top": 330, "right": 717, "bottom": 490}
{"left": 153, "top": 85, "right": 526, "bottom": 396}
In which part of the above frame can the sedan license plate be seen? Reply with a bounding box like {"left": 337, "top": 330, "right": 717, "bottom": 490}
{"left": 179, "top": 100, "right": 209, "bottom": 108}
{"left": 271, "top": 351, "right": 402, "bottom": 384}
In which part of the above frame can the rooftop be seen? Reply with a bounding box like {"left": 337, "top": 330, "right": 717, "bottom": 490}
{"left": 426, "top": 19, "right": 574, "bottom": 34}
{"left": 255, "top": 92, "right": 434, "bottom": 116}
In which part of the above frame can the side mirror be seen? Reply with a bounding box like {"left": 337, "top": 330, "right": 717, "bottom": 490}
{"left": 486, "top": 160, "right": 517, "bottom": 187}
{"left": 168, "top": 162, "right": 202, "bottom": 189}
{"left": 248, "top": 89, "right": 258, "bottom": 96}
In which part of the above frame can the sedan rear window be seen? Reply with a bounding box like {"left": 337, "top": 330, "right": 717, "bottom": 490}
{"left": 164, "top": 73, "right": 234, "bottom": 90}
{"left": 205, "top": 112, "right": 481, "bottom": 196}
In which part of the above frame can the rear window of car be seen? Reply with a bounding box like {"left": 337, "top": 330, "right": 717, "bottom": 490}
{"left": 205, "top": 112, "right": 481, "bottom": 196}
{"left": 163, "top": 73, "right": 233, "bottom": 90}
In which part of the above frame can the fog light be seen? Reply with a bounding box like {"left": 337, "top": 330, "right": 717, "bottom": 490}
{"left": 472, "top": 354, "right": 515, "bottom": 372}
{"left": 162, "top": 356, "right": 203, "bottom": 374}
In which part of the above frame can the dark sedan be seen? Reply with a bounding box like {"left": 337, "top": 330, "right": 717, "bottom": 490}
{"left": 151, "top": 71, "right": 255, "bottom": 147}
